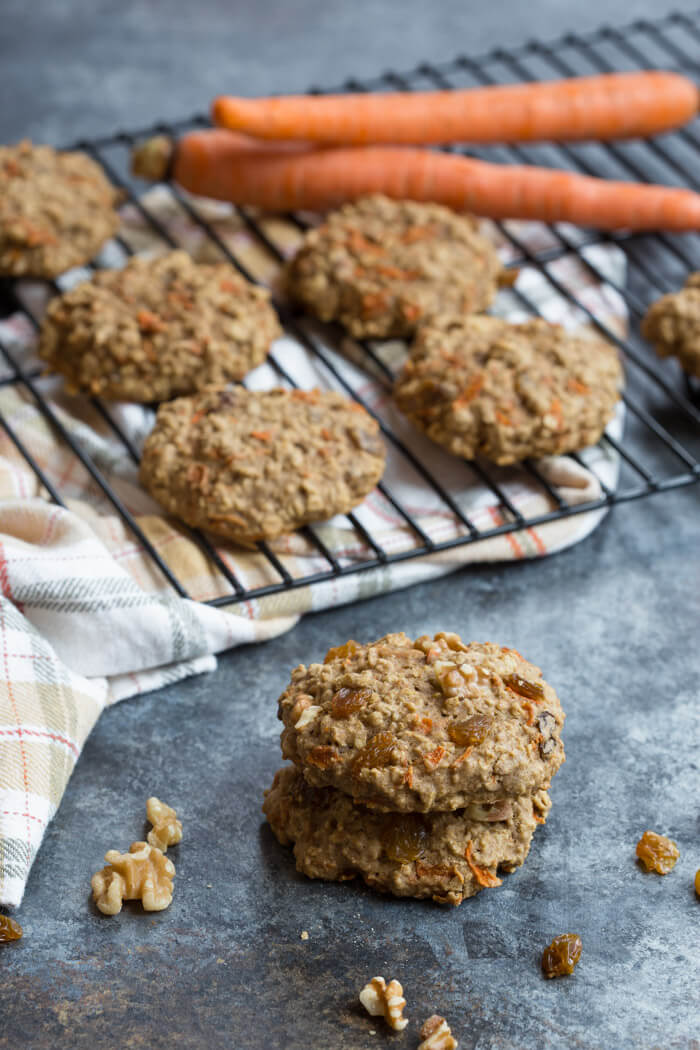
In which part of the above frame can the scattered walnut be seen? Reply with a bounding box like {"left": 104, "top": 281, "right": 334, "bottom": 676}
{"left": 636, "top": 830, "right": 680, "bottom": 874}
{"left": 418, "top": 1015, "right": 458, "bottom": 1049}
{"left": 359, "top": 976, "right": 408, "bottom": 1032}
{"left": 91, "top": 841, "right": 175, "bottom": 915}
{"left": 146, "top": 797, "right": 182, "bottom": 852}
{"left": 300, "top": 930, "right": 309, "bottom": 940}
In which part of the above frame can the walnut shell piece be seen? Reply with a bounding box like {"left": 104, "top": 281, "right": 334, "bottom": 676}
{"left": 146, "top": 796, "right": 183, "bottom": 852}
{"left": 91, "top": 841, "right": 175, "bottom": 915}
{"left": 359, "top": 976, "right": 408, "bottom": 1031}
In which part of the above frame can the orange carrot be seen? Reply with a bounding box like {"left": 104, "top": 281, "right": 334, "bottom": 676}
{"left": 212, "top": 72, "right": 698, "bottom": 145}
{"left": 464, "top": 842, "right": 502, "bottom": 888}
{"left": 132, "top": 129, "right": 700, "bottom": 232}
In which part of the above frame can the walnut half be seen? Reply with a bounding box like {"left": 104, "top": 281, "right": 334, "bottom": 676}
{"left": 91, "top": 841, "right": 175, "bottom": 916}
{"left": 419, "top": 1015, "right": 458, "bottom": 1049}
{"left": 359, "top": 976, "right": 408, "bottom": 1031}
{"left": 146, "top": 796, "right": 183, "bottom": 852}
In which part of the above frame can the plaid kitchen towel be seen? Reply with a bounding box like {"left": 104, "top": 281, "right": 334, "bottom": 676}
{"left": 0, "top": 189, "right": 627, "bottom": 906}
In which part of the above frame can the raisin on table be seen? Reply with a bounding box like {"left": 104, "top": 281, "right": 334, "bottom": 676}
{"left": 541, "top": 933, "right": 582, "bottom": 978}
{"left": 636, "top": 830, "right": 680, "bottom": 874}
{"left": 0, "top": 914, "right": 23, "bottom": 943}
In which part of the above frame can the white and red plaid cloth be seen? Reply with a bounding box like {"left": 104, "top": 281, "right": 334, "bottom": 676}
{"left": 0, "top": 192, "right": 626, "bottom": 906}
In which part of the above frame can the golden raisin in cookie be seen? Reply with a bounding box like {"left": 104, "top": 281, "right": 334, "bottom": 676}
{"left": 394, "top": 315, "right": 622, "bottom": 465}
{"left": 140, "top": 386, "right": 386, "bottom": 544}
{"left": 39, "top": 251, "right": 281, "bottom": 402}
{"left": 0, "top": 141, "right": 120, "bottom": 277}
{"left": 285, "top": 195, "right": 506, "bottom": 339}
{"left": 278, "top": 631, "right": 565, "bottom": 812}
{"left": 641, "top": 272, "right": 700, "bottom": 378}
{"left": 263, "top": 766, "right": 550, "bottom": 905}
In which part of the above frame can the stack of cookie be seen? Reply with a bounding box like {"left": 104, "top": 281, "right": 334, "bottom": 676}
{"left": 264, "top": 631, "right": 565, "bottom": 905}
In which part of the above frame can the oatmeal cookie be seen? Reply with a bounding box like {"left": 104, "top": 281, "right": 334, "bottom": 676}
{"left": 285, "top": 195, "right": 506, "bottom": 339}
{"left": 140, "top": 385, "right": 386, "bottom": 544}
{"left": 264, "top": 765, "right": 550, "bottom": 905}
{"left": 394, "top": 315, "right": 622, "bottom": 465}
{"left": 39, "top": 251, "right": 281, "bottom": 402}
{"left": 641, "top": 272, "right": 700, "bottom": 377}
{"left": 0, "top": 141, "right": 120, "bottom": 277}
{"left": 278, "top": 631, "right": 565, "bottom": 812}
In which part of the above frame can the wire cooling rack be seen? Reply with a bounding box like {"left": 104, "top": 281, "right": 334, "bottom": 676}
{"left": 0, "top": 10, "right": 699, "bottom": 609}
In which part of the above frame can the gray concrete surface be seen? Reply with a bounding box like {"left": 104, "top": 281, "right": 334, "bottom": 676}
{"left": 1, "top": 3, "right": 700, "bottom": 1048}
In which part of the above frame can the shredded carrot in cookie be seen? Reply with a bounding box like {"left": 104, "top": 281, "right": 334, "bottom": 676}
{"left": 403, "top": 765, "right": 414, "bottom": 788}
{"left": 521, "top": 700, "right": 536, "bottom": 726}
{"left": 251, "top": 429, "right": 273, "bottom": 441}
{"left": 136, "top": 308, "right": 166, "bottom": 332}
{"left": 451, "top": 746, "right": 473, "bottom": 767}
{"left": 453, "top": 373, "right": 484, "bottom": 408}
{"left": 422, "top": 745, "right": 446, "bottom": 770}
{"left": 567, "top": 377, "right": 590, "bottom": 395}
{"left": 400, "top": 224, "right": 436, "bottom": 244}
{"left": 401, "top": 302, "right": 422, "bottom": 321}
{"left": 465, "top": 842, "right": 502, "bottom": 888}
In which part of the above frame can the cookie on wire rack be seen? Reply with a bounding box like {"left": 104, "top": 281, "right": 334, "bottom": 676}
{"left": 39, "top": 251, "right": 281, "bottom": 402}
{"left": 0, "top": 141, "right": 121, "bottom": 278}
{"left": 394, "top": 314, "right": 622, "bottom": 465}
{"left": 641, "top": 272, "right": 700, "bottom": 378}
{"left": 139, "top": 385, "right": 386, "bottom": 545}
{"left": 285, "top": 195, "right": 507, "bottom": 339}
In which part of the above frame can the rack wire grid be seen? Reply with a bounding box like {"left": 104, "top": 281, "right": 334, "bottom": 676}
{"left": 1, "top": 9, "right": 699, "bottom": 610}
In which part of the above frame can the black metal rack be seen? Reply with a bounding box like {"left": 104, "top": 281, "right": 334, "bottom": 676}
{"left": 1, "top": 10, "right": 699, "bottom": 609}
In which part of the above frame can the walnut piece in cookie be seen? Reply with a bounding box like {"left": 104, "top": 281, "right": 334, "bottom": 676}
{"left": 39, "top": 251, "right": 281, "bottom": 402}
{"left": 394, "top": 314, "right": 622, "bottom": 465}
{"left": 146, "top": 797, "right": 182, "bottom": 852}
{"left": 641, "top": 272, "right": 700, "bottom": 377}
{"left": 91, "top": 841, "right": 175, "bottom": 915}
{"left": 359, "top": 976, "right": 408, "bottom": 1031}
{"left": 277, "top": 631, "right": 565, "bottom": 811}
{"left": 140, "top": 386, "right": 386, "bottom": 545}
{"left": 0, "top": 141, "right": 121, "bottom": 277}
{"left": 285, "top": 195, "right": 506, "bottom": 339}
{"left": 263, "top": 766, "right": 550, "bottom": 904}
{"left": 419, "top": 1015, "right": 458, "bottom": 1050}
